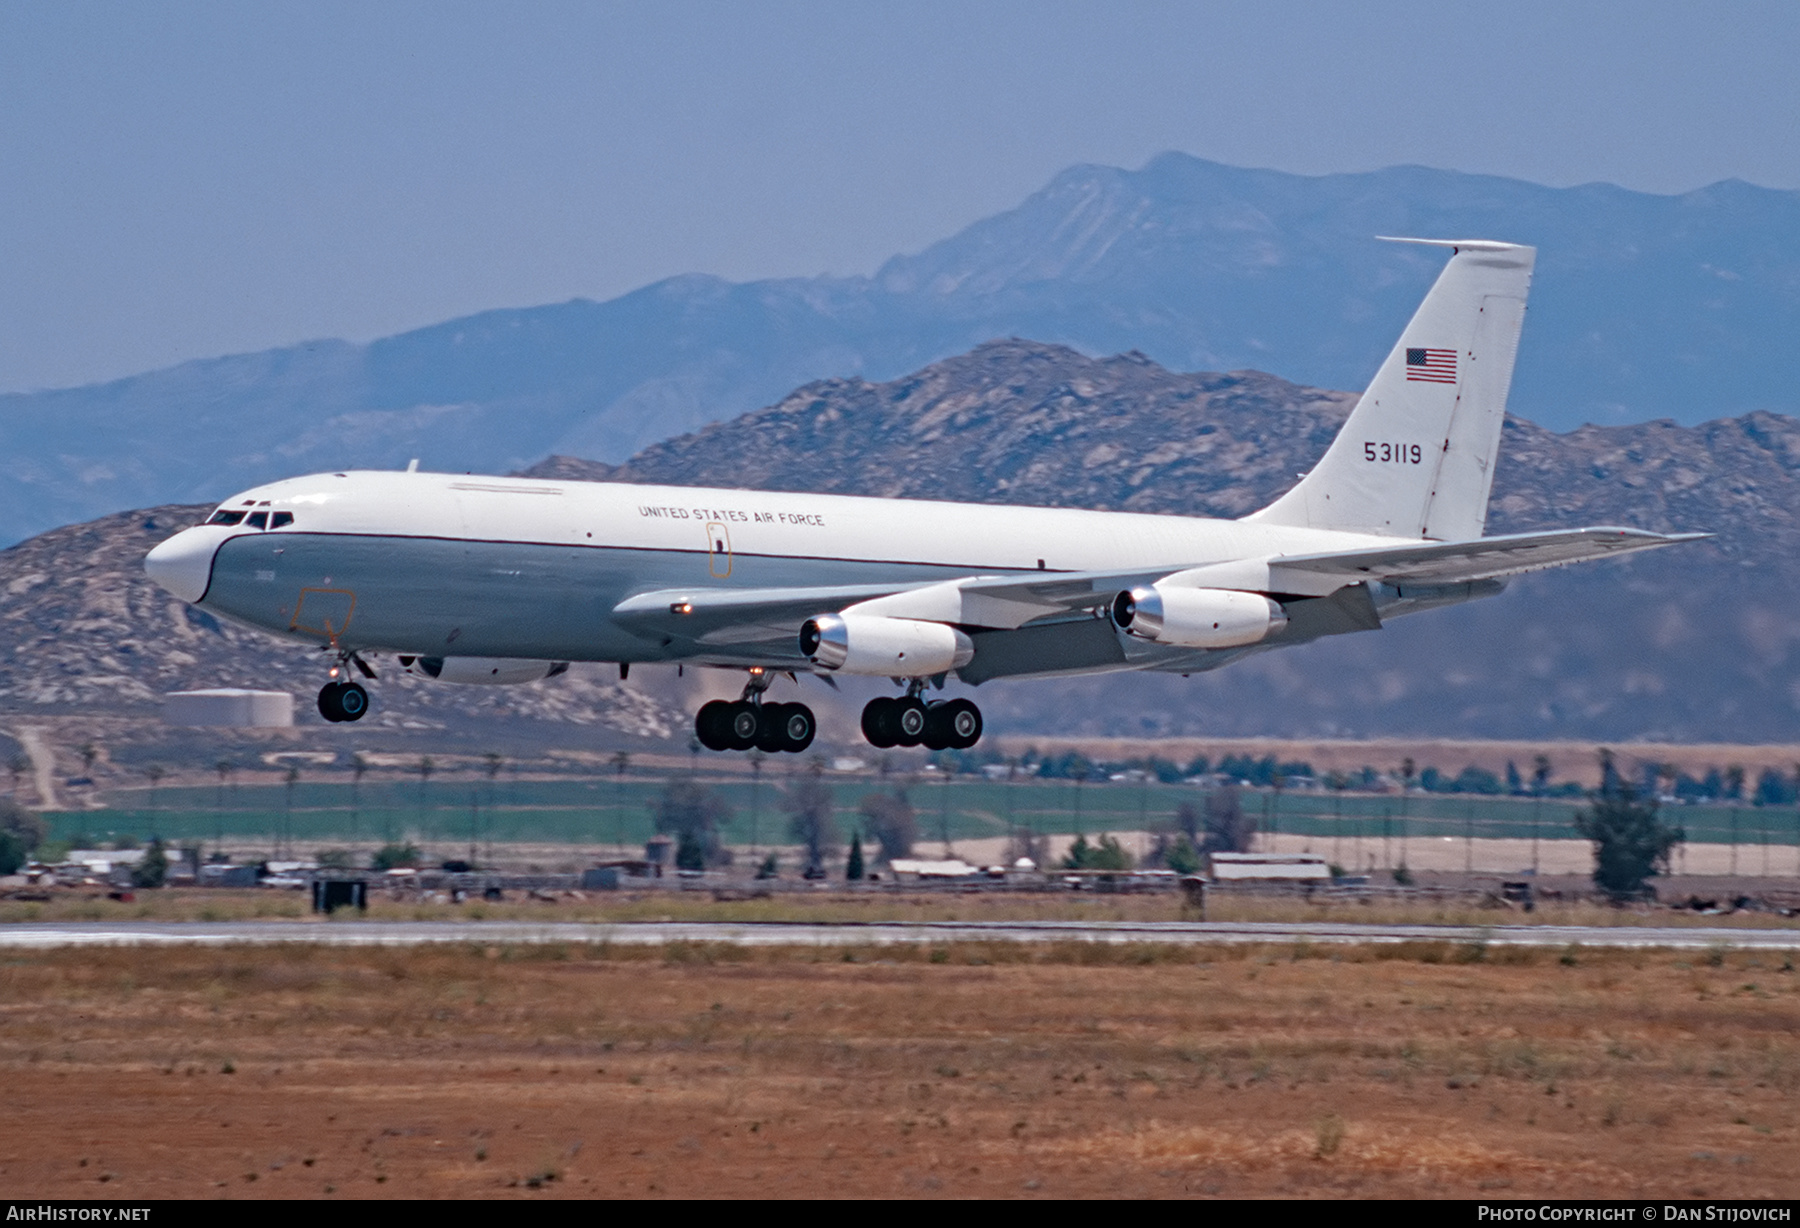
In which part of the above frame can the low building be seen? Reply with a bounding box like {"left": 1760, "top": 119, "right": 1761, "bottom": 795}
{"left": 888, "top": 858, "right": 979, "bottom": 881}
{"left": 66, "top": 848, "right": 147, "bottom": 873}
{"left": 198, "top": 863, "right": 259, "bottom": 888}
{"left": 1209, "top": 852, "right": 1332, "bottom": 882}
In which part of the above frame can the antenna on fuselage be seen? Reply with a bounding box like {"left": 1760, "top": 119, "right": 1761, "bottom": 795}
{"left": 406, "top": 458, "right": 419, "bottom": 473}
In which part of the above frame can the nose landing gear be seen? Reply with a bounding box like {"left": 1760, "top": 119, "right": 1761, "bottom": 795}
{"left": 317, "top": 650, "right": 375, "bottom": 723}
{"left": 694, "top": 669, "right": 816, "bottom": 753}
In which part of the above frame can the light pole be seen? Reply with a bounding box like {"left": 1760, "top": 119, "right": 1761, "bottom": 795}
{"left": 749, "top": 751, "right": 764, "bottom": 859}
{"left": 610, "top": 751, "right": 630, "bottom": 856}
{"left": 1399, "top": 758, "right": 1415, "bottom": 875}
{"left": 1532, "top": 754, "right": 1551, "bottom": 876}
{"left": 486, "top": 752, "right": 505, "bottom": 864}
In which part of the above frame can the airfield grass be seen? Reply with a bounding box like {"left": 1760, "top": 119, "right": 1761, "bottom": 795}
{"left": 1, "top": 938, "right": 1796, "bottom": 1198}
{"left": 5, "top": 885, "right": 1800, "bottom": 930}
{"left": 57, "top": 776, "right": 1800, "bottom": 857}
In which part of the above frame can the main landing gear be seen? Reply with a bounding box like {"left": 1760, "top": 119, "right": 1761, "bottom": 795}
{"left": 861, "top": 689, "right": 982, "bottom": 751}
{"left": 317, "top": 650, "right": 375, "bottom": 723}
{"left": 694, "top": 670, "right": 816, "bottom": 753}
{"left": 689, "top": 671, "right": 981, "bottom": 753}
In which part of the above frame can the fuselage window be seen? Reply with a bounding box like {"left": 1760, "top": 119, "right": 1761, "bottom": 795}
{"left": 269, "top": 512, "right": 294, "bottom": 529}
{"left": 208, "top": 510, "right": 247, "bottom": 526}
{"left": 246, "top": 511, "right": 269, "bottom": 529}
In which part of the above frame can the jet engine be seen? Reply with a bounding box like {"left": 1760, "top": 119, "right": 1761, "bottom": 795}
{"left": 409, "top": 656, "right": 570, "bottom": 685}
{"left": 799, "top": 613, "right": 974, "bottom": 676}
{"left": 1110, "top": 586, "right": 1287, "bottom": 649}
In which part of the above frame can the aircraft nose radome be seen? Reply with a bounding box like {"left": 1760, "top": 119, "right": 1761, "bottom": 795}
{"left": 144, "top": 527, "right": 221, "bottom": 603}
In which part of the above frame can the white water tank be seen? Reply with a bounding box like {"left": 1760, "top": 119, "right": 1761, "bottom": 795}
{"left": 163, "top": 689, "right": 294, "bottom": 727}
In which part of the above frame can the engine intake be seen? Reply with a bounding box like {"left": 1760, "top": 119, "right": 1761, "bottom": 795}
{"left": 1111, "top": 586, "right": 1287, "bottom": 649}
{"left": 799, "top": 613, "right": 974, "bottom": 676}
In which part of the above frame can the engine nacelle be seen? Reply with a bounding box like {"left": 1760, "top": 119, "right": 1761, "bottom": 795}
{"left": 1110, "top": 586, "right": 1288, "bottom": 649}
{"left": 411, "top": 656, "right": 570, "bottom": 685}
{"left": 798, "top": 613, "right": 974, "bottom": 676}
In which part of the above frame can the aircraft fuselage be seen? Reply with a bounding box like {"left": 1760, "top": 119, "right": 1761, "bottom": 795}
{"left": 149, "top": 470, "right": 1405, "bottom": 678}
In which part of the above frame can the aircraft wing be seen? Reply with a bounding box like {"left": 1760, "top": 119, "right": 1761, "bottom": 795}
{"left": 1271, "top": 527, "right": 1708, "bottom": 585}
{"left": 610, "top": 527, "right": 1704, "bottom": 658}
{"left": 610, "top": 567, "right": 1175, "bottom": 646}
{"left": 611, "top": 582, "right": 917, "bottom": 648}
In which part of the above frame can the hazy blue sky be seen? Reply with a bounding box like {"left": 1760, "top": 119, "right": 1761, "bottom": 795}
{"left": 3, "top": 0, "right": 1797, "bottom": 392}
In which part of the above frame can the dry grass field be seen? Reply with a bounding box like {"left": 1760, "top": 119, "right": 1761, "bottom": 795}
{"left": 6, "top": 882, "right": 1800, "bottom": 929}
{"left": 1, "top": 938, "right": 1797, "bottom": 1200}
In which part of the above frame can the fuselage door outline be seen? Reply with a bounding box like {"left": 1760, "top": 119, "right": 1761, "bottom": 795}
{"left": 706, "top": 522, "right": 732, "bottom": 577}
{"left": 291, "top": 587, "right": 357, "bottom": 645}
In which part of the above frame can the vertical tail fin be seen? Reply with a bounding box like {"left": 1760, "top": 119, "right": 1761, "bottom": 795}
{"left": 1247, "top": 239, "right": 1534, "bottom": 541}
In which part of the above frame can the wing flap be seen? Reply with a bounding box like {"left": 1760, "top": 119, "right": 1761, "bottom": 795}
{"left": 1272, "top": 527, "right": 1707, "bottom": 585}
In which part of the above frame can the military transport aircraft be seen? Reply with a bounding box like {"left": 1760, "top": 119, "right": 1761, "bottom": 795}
{"left": 144, "top": 239, "right": 1702, "bottom": 753}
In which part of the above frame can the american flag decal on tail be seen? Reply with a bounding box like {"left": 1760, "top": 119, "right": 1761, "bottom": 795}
{"left": 1405, "top": 347, "right": 1457, "bottom": 384}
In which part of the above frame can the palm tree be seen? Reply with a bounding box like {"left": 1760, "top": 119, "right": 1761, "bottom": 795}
{"left": 746, "top": 750, "right": 765, "bottom": 857}
{"left": 609, "top": 751, "right": 629, "bottom": 854}
{"left": 1726, "top": 764, "right": 1746, "bottom": 877}
{"left": 1793, "top": 763, "right": 1800, "bottom": 879}
{"left": 282, "top": 765, "right": 300, "bottom": 859}
{"left": 938, "top": 754, "right": 956, "bottom": 855}
{"left": 1329, "top": 771, "right": 1347, "bottom": 867}
{"left": 487, "top": 752, "right": 506, "bottom": 863}
{"left": 214, "top": 760, "right": 234, "bottom": 855}
{"left": 417, "top": 757, "right": 435, "bottom": 851}
{"left": 1531, "top": 754, "right": 1552, "bottom": 875}
{"left": 1398, "top": 757, "right": 1416, "bottom": 869}
{"left": 145, "top": 764, "right": 165, "bottom": 818}
{"left": 1269, "top": 768, "right": 1287, "bottom": 852}
{"left": 350, "top": 752, "right": 370, "bottom": 845}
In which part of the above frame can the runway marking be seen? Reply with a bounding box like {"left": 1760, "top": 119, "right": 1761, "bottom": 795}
{"left": 1, "top": 919, "right": 1798, "bottom": 950}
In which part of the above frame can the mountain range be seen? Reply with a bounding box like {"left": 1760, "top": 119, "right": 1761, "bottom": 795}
{"left": 2, "top": 154, "right": 1797, "bottom": 547}
{"left": 6, "top": 340, "right": 1798, "bottom": 745}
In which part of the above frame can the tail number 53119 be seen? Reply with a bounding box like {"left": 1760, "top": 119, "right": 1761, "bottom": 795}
{"left": 1364, "top": 442, "right": 1423, "bottom": 464}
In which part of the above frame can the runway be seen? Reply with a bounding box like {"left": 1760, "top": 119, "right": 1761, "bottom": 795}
{"left": 2, "top": 918, "right": 1799, "bottom": 950}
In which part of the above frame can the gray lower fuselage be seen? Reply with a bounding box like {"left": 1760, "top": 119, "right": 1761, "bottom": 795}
{"left": 199, "top": 529, "right": 1499, "bottom": 684}
{"left": 206, "top": 530, "right": 963, "bottom": 665}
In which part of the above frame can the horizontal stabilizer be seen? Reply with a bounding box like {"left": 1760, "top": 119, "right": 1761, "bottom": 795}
{"left": 1272, "top": 527, "right": 1708, "bottom": 586}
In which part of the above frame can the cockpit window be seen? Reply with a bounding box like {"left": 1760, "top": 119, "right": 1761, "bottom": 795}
{"left": 246, "top": 511, "right": 269, "bottom": 530}
{"left": 208, "top": 510, "right": 247, "bottom": 526}
{"left": 269, "top": 512, "right": 294, "bottom": 529}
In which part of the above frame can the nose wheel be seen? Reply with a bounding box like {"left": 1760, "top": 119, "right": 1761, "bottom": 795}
{"left": 318, "top": 649, "right": 376, "bottom": 723}
{"left": 318, "top": 680, "right": 369, "bottom": 723}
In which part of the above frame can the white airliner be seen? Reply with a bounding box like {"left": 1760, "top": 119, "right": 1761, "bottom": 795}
{"left": 145, "top": 240, "right": 1701, "bottom": 753}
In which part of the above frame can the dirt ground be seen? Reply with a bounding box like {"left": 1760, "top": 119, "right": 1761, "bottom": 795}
{"left": 1, "top": 940, "right": 1797, "bottom": 1200}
